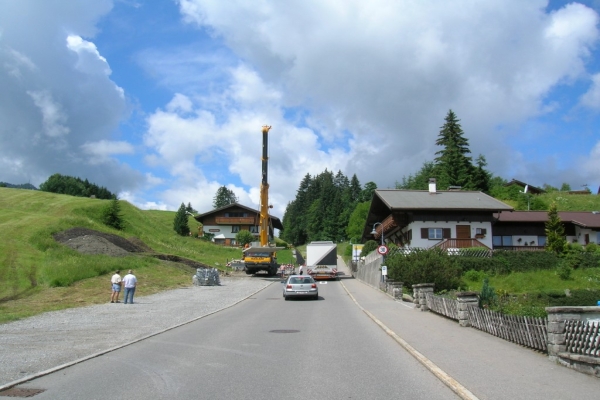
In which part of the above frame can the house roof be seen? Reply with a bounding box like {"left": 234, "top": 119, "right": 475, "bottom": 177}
{"left": 374, "top": 189, "right": 514, "bottom": 211}
{"left": 494, "top": 211, "right": 600, "bottom": 229}
{"left": 194, "top": 202, "right": 284, "bottom": 230}
{"left": 361, "top": 189, "right": 513, "bottom": 242}
{"left": 503, "top": 179, "right": 545, "bottom": 194}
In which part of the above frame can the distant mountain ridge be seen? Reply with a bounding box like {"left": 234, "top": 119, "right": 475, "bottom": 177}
{"left": 0, "top": 182, "right": 38, "bottom": 190}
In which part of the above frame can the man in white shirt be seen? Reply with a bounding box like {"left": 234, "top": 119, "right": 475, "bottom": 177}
{"left": 110, "top": 270, "right": 122, "bottom": 303}
{"left": 122, "top": 270, "right": 137, "bottom": 304}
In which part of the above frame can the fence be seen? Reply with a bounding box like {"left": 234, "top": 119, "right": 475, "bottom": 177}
{"left": 425, "top": 293, "right": 459, "bottom": 320}
{"left": 424, "top": 291, "right": 547, "bottom": 351}
{"left": 564, "top": 320, "right": 600, "bottom": 357}
{"left": 467, "top": 306, "right": 548, "bottom": 352}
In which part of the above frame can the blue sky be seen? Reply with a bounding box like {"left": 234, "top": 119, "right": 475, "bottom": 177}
{"left": 1, "top": 0, "right": 599, "bottom": 218}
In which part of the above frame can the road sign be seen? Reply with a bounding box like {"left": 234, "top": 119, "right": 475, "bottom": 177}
{"left": 377, "top": 245, "right": 389, "bottom": 255}
{"left": 381, "top": 265, "right": 387, "bottom": 276}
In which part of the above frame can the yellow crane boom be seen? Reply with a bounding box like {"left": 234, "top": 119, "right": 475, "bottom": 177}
{"left": 259, "top": 125, "right": 271, "bottom": 246}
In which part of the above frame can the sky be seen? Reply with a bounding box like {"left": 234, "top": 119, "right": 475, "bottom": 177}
{"left": 1, "top": 0, "right": 600, "bottom": 219}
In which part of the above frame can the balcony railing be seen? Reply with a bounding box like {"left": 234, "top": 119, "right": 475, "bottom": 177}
{"left": 215, "top": 216, "right": 256, "bottom": 225}
{"left": 433, "top": 238, "right": 489, "bottom": 249}
{"left": 493, "top": 246, "right": 545, "bottom": 252}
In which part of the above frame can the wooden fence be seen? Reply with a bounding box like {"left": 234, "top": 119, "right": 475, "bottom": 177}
{"left": 425, "top": 293, "right": 459, "bottom": 320}
{"left": 467, "top": 306, "right": 548, "bottom": 352}
{"left": 564, "top": 320, "right": 600, "bottom": 357}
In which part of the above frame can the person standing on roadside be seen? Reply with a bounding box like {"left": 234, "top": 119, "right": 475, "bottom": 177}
{"left": 122, "top": 269, "right": 137, "bottom": 304}
{"left": 110, "top": 270, "right": 122, "bottom": 303}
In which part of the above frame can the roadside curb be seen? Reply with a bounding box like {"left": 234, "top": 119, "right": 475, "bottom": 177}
{"left": 0, "top": 281, "right": 274, "bottom": 392}
{"left": 340, "top": 280, "right": 479, "bottom": 400}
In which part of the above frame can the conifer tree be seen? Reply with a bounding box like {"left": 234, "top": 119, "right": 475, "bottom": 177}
{"left": 102, "top": 197, "right": 125, "bottom": 230}
{"left": 545, "top": 202, "right": 566, "bottom": 255}
{"left": 173, "top": 203, "right": 190, "bottom": 236}
{"left": 434, "top": 110, "right": 473, "bottom": 189}
{"left": 470, "top": 155, "right": 491, "bottom": 192}
{"left": 213, "top": 186, "right": 238, "bottom": 209}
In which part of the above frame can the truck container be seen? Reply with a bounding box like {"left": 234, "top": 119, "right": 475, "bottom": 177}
{"left": 305, "top": 241, "right": 338, "bottom": 280}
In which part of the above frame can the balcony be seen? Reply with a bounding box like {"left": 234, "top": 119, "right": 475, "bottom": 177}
{"left": 215, "top": 216, "right": 256, "bottom": 225}
{"left": 433, "top": 238, "right": 489, "bottom": 250}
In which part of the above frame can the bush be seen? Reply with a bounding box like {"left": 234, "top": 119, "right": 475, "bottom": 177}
{"left": 387, "top": 248, "right": 462, "bottom": 291}
{"left": 585, "top": 242, "right": 599, "bottom": 253}
{"left": 557, "top": 262, "right": 572, "bottom": 280}
{"left": 463, "top": 269, "right": 487, "bottom": 282}
{"left": 479, "top": 278, "right": 497, "bottom": 308}
{"left": 235, "top": 230, "right": 254, "bottom": 246}
{"left": 360, "top": 240, "right": 378, "bottom": 257}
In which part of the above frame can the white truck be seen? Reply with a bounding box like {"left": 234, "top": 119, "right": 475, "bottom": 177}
{"left": 305, "top": 241, "right": 338, "bottom": 280}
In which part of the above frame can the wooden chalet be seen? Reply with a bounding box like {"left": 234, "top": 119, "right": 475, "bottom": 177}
{"left": 361, "top": 179, "right": 513, "bottom": 250}
{"left": 492, "top": 211, "right": 600, "bottom": 249}
{"left": 194, "top": 203, "right": 283, "bottom": 246}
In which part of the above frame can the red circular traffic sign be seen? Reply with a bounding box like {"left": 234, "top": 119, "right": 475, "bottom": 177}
{"left": 377, "top": 245, "right": 389, "bottom": 255}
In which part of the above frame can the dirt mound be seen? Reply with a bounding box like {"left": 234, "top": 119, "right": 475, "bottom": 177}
{"left": 52, "top": 227, "right": 214, "bottom": 271}
{"left": 53, "top": 227, "right": 147, "bottom": 257}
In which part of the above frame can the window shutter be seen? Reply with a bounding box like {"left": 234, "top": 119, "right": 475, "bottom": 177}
{"left": 421, "top": 228, "right": 428, "bottom": 239}
{"left": 442, "top": 228, "right": 451, "bottom": 238}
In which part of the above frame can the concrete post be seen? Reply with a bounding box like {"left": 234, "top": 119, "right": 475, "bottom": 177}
{"left": 392, "top": 282, "right": 403, "bottom": 300}
{"left": 386, "top": 280, "right": 396, "bottom": 294}
{"left": 412, "top": 284, "right": 420, "bottom": 307}
{"left": 456, "top": 291, "right": 479, "bottom": 327}
{"left": 412, "top": 283, "right": 434, "bottom": 311}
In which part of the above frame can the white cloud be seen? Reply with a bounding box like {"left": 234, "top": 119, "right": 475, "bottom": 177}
{"left": 172, "top": 0, "right": 600, "bottom": 198}
{"left": 0, "top": 0, "right": 139, "bottom": 194}
{"left": 580, "top": 73, "right": 600, "bottom": 110}
{"left": 81, "top": 140, "right": 135, "bottom": 164}
{"left": 66, "top": 35, "right": 111, "bottom": 76}
{"left": 27, "top": 90, "right": 70, "bottom": 139}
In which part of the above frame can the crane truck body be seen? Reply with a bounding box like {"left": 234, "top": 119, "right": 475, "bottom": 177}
{"left": 242, "top": 125, "right": 282, "bottom": 276}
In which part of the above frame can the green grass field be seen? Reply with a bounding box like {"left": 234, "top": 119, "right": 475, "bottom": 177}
{"left": 0, "top": 187, "right": 291, "bottom": 323}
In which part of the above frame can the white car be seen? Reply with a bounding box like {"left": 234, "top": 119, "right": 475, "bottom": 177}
{"left": 283, "top": 275, "right": 318, "bottom": 300}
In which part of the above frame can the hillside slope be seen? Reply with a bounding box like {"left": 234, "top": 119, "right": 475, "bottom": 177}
{"left": 0, "top": 188, "right": 248, "bottom": 322}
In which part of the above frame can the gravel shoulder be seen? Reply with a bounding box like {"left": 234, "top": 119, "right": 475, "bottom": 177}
{"left": 0, "top": 277, "right": 272, "bottom": 388}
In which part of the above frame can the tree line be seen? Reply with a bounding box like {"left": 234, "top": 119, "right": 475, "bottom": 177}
{"left": 39, "top": 173, "right": 115, "bottom": 199}
{"left": 280, "top": 109, "right": 568, "bottom": 246}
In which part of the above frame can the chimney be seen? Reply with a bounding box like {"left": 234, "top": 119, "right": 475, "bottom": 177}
{"left": 429, "top": 178, "right": 437, "bottom": 194}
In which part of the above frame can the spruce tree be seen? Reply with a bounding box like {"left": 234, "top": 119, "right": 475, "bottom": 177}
{"left": 173, "top": 203, "right": 190, "bottom": 236}
{"left": 102, "top": 197, "right": 125, "bottom": 230}
{"left": 434, "top": 110, "right": 473, "bottom": 189}
{"left": 470, "top": 155, "right": 491, "bottom": 192}
{"left": 545, "top": 202, "right": 566, "bottom": 255}
{"left": 213, "top": 186, "right": 238, "bottom": 208}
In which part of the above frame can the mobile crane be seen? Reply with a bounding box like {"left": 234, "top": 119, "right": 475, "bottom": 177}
{"left": 242, "top": 125, "right": 282, "bottom": 276}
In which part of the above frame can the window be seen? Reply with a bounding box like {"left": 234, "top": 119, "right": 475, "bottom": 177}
{"left": 231, "top": 226, "right": 240, "bottom": 233}
{"left": 492, "top": 236, "right": 502, "bottom": 247}
{"left": 250, "top": 225, "right": 259, "bottom": 233}
{"left": 475, "top": 228, "right": 487, "bottom": 236}
{"left": 502, "top": 236, "right": 512, "bottom": 246}
{"left": 429, "top": 228, "right": 442, "bottom": 239}
{"left": 538, "top": 236, "right": 546, "bottom": 246}
{"left": 421, "top": 228, "right": 450, "bottom": 239}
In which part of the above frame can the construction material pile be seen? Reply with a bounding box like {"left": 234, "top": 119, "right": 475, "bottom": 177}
{"left": 192, "top": 268, "right": 221, "bottom": 286}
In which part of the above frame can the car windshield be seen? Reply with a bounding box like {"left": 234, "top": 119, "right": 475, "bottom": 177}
{"left": 289, "top": 277, "right": 313, "bottom": 284}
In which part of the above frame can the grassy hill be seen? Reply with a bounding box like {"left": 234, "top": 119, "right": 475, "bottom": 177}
{"left": 502, "top": 190, "right": 600, "bottom": 211}
{"left": 0, "top": 188, "right": 291, "bottom": 323}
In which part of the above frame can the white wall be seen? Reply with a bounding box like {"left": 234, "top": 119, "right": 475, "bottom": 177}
{"left": 404, "top": 220, "right": 494, "bottom": 249}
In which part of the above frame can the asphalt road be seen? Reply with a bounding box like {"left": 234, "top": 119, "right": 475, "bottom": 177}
{"left": 17, "top": 278, "right": 459, "bottom": 400}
